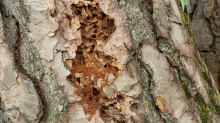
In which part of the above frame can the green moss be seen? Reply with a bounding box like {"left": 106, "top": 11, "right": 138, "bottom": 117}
{"left": 192, "top": 52, "right": 211, "bottom": 83}
{"left": 179, "top": 7, "right": 220, "bottom": 117}
{"left": 180, "top": 0, "right": 185, "bottom": 10}
{"left": 118, "top": 1, "right": 164, "bottom": 120}
{"left": 158, "top": 27, "right": 214, "bottom": 122}
{"left": 210, "top": 91, "right": 220, "bottom": 115}
{"left": 120, "top": 0, "right": 220, "bottom": 122}
{"left": 158, "top": 39, "right": 193, "bottom": 99}
{"left": 194, "top": 92, "right": 206, "bottom": 106}
{"left": 158, "top": 42, "right": 213, "bottom": 123}
{"left": 180, "top": 10, "right": 194, "bottom": 44}
{"left": 156, "top": 20, "right": 212, "bottom": 123}
{"left": 193, "top": 52, "right": 220, "bottom": 115}
{"left": 153, "top": 4, "right": 158, "bottom": 20}
{"left": 174, "top": 68, "right": 193, "bottom": 99}
{"left": 194, "top": 92, "right": 211, "bottom": 123}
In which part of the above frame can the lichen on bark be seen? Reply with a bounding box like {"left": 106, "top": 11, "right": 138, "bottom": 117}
{"left": 0, "top": 0, "right": 68, "bottom": 122}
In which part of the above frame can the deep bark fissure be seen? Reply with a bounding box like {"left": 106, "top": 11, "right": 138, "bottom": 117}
{"left": 182, "top": 0, "right": 220, "bottom": 118}
{"left": 136, "top": 54, "right": 162, "bottom": 117}
{"left": 0, "top": 1, "right": 68, "bottom": 122}
{"left": 14, "top": 20, "right": 49, "bottom": 123}
{"left": 0, "top": 3, "right": 47, "bottom": 122}
{"left": 154, "top": 9, "right": 217, "bottom": 123}
{"left": 116, "top": 0, "right": 174, "bottom": 122}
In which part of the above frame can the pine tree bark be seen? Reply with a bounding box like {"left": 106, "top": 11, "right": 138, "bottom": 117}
{"left": 0, "top": 0, "right": 219, "bottom": 123}
{"left": 185, "top": 0, "right": 220, "bottom": 94}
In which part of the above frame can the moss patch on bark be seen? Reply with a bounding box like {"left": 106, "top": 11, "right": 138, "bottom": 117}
{"left": 193, "top": 52, "right": 220, "bottom": 115}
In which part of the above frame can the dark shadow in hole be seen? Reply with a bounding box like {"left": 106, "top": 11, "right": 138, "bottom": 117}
{"left": 86, "top": 17, "right": 91, "bottom": 20}
{"left": 130, "top": 103, "right": 138, "bottom": 112}
{"left": 92, "top": 14, "right": 97, "bottom": 17}
{"left": 76, "top": 10, "right": 81, "bottom": 15}
{"left": 91, "top": 34, "right": 96, "bottom": 38}
{"left": 76, "top": 77, "right": 81, "bottom": 83}
{"left": 93, "top": 87, "right": 100, "bottom": 96}
{"left": 89, "top": 97, "right": 92, "bottom": 101}
{"left": 89, "top": 45, "right": 95, "bottom": 53}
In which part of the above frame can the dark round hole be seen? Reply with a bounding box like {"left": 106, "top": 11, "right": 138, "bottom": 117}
{"left": 86, "top": 17, "right": 90, "bottom": 20}
{"left": 92, "top": 14, "right": 97, "bottom": 17}
{"left": 67, "top": 15, "right": 72, "bottom": 20}
{"left": 89, "top": 45, "right": 95, "bottom": 53}
{"left": 83, "top": 92, "right": 87, "bottom": 96}
{"left": 102, "top": 13, "right": 106, "bottom": 18}
{"left": 101, "top": 106, "right": 108, "bottom": 113}
{"left": 66, "top": 74, "right": 75, "bottom": 82}
{"left": 114, "top": 67, "right": 119, "bottom": 71}
{"left": 130, "top": 103, "right": 139, "bottom": 113}
{"left": 76, "top": 77, "right": 81, "bottom": 83}
{"left": 75, "top": 10, "right": 81, "bottom": 15}
{"left": 103, "top": 36, "right": 107, "bottom": 40}
{"left": 91, "top": 34, "right": 96, "bottom": 38}
{"left": 117, "top": 94, "right": 124, "bottom": 102}
{"left": 89, "top": 97, "right": 92, "bottom": 101}
{"left": 93, "top": 87, "right": 100, "bottom": 96}
{"left": 89, "top": 50, "right": 93, "bottom": 53}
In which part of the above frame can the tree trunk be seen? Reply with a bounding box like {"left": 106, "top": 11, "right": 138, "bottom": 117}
{"left": 185, "top": 0, "right": 220, "bottom": 94}
{"left": 0, "top": 0, "right": 219, "bottom": 123}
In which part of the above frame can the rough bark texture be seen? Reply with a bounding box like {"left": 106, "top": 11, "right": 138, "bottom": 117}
{"left": 0, "top": 0, "right": 219, "bottom": 123}
{"left": 185, "top": 0, "right": 220, "bottom": 94}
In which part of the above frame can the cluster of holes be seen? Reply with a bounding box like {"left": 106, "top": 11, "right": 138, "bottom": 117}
{"left": 67, "top": 51, "right": 119, "bottom": 118}
{"left": 72, "top": 2, "right": 116, "bottom": 41}
{"left": 67, "top": 57, "right": 119, "bottom": 118}
{"left": 67, "top": 73, "right": 102, "bottom": 115}
{"left": 66, "top": 1, "right": 118, "bottom": 120}
{"left": 100, "top": 95, "right": 125, "bottom": 123}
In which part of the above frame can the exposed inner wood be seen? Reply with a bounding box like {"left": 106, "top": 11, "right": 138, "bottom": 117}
{"left": 66, "top": 2, "right": 123, "bottom": 120}
{"left": 72, "top": 3, "right": 116, "bottom": 42}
